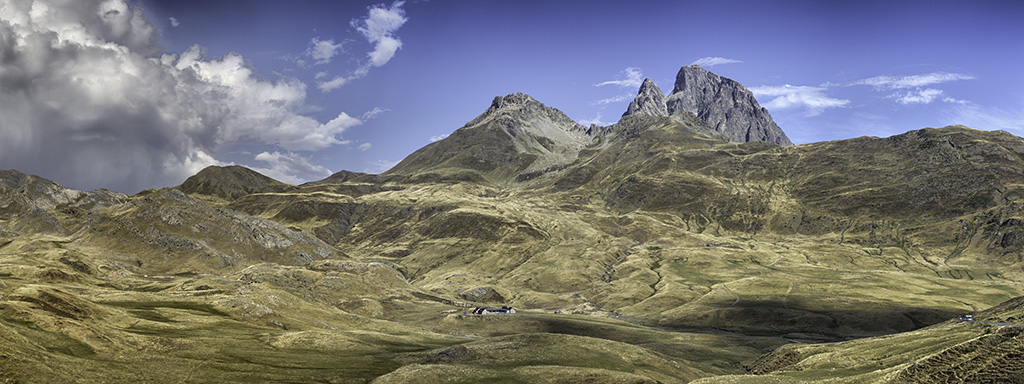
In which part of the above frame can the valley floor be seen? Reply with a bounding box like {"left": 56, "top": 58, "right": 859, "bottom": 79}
{"left": 3, "top": 227, "right": 1022, "bottom": 383}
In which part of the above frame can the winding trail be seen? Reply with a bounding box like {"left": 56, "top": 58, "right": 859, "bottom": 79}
{"left": 960, "top": 319, "right": 1024, "bottom": 328}
{"left": 720, "top": 283, "right": 740, "bottom": 306}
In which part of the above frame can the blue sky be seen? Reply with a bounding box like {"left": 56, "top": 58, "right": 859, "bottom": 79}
{"left": 1, "top": 0, "right": 1022, "bottom": 192}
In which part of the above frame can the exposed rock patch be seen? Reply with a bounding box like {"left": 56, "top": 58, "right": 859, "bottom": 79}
{"left": 663, "top": 65, "right": 792, "bottom": 145}
{"left": 622, "top": 78, "right": 668, "bottom": 117}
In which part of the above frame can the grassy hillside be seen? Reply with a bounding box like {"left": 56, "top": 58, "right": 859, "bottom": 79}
{"left": 4, "top": 117, "right": 1024, "bottom": 381}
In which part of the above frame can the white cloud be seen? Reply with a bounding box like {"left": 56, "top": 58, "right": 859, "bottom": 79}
{"left": 0, "top": 0, "right": 361, "bottom": 192}
{"left": 946, "top": 104, "right": 1024, "bottom": 133}
{"left": 354, "top": 2, "right": 407, "bottom": 42}
{"left": 314, "top": 71, "right": 328, "bottom": 79}
{"left": 852, "top": 72, "right": 975, "bottom": 106}
{"left": 174, "top": 45, "right": 363, "bottom": 151}
{"left": 358, "top": 143, "right": 372, "bottom": 151}
{"left": 317, "top": 76, "right": 349, "bottom": 92}
{"left": 853, "top": 72, "right": 975, "bottom": 90}
{"left": 252, "top": 151, "right": 332, "bottom": 185}
{"left": 749, "top": 84, "right": 850, "bottom": 116}
{"left": 366, "top": 159, "right": 398, "bottom": 173}
{"left": 95, "top": 0, "right": 161, "bottom": 54}
{"left": 169, "top": 17, "right": 179, "bottom": 27}
{"left": 892, "top": 88, "right": 943, "bottom": 104}
{"left": 360, "top": 107, "right": 387, "bottom": 120}
{"left": 596, "top": 67, "right": 643, "bottom": 88}
{"left": 313, "top": 2, "right": 408, "bottom": 94}
{"left": 691, "top": 57, "right": 742, "bottom": 67}
{"left": 578, "top": 113, "right": 611, "bottom": 126}
{"left": 352, "top": 1, "right": 407, "bottom": 70}
{"left": 308, "top": 37, "right": 343, "bottom": 65}
{"left": 166, "top": 150, "right": 230, "bottom": 185}
{"left": 593, "top": 94, "right": 632, "bottom": 105}
{"left": 367, "top": 35, "right": 401, "bottom": 67}
{"left": 429, "top": 133, "right": 449, "bottom": 142}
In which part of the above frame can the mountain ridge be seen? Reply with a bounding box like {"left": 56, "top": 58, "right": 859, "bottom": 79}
{"left": 621, "top": 65, "right": 792, "bottom": 146}
{"left": 385, "top": 92, "right": 596, "bottom": 183}
{"left": 385, "top": 65, "right": 791, "bottom": 185}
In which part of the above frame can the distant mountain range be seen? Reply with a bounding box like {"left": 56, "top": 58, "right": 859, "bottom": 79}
{"left": 2, "top": 65, "right": 1023, "bottom": 383}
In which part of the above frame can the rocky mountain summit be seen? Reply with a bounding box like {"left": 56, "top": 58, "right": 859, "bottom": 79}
{"left": 622, "top": 78, "right": 669, "bottom": 117}
{"left": 624, "top": 65, "right": 793, "bottom": 146}
{"left": 387, "top": 92, "right": 594, "bottom": 182}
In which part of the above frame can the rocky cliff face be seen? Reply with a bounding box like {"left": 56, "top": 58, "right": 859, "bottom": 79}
{"left": 622, "top": 65, "right": 792, "bottom": 146}
{"left": 622, "top": 78, "right": 668, "bottom": 117}
{"left": 665, "top": 65, "right": 792, "bottom": 146}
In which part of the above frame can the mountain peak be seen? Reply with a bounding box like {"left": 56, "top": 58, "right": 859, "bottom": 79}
{"left": 489, "top": 92, "right": 539, "bottom": 110}
{"left": 387, "top": 93, "right": 592, "bottom": 182}
{"left": 622, "top": 78, "right": 668, "bottom": 118}
{"left": 464, "top": 92, "right": 583, "bottom": 132}
{"left": 665, "top": 65, "right": 793, "bottom": 146}
{"left": 178, "top": 165, "right": 293, "bottom": 200}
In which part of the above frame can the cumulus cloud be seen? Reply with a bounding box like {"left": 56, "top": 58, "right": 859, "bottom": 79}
{"left": 749, "top": 85, "right": 850, "bottom": 116}
{"left": 853, "top": 72, "right": 975, "bottom": 89}
{"left": 358, "top": 143, "right": 372, "bottom": 151}
{"left": 0, "top": 0, "right": 362, "bottom": 192}
{"left": 172, "top": 45, "right": 362, "bottom": 151}
{"left": 315, "top": 1, "right": 407, "bottom": 93}
{"left": 252, "top": 151, "right": 333, "bottom": 185}
{"left": 595, "top": 67, "right": 643, "bottom": 88}
{"left": 691, "top": 57, "right": 742, "bottom": 67}
{"left": 308, "top": 37, "right": 343, "bottom": 65}
{"left": 353, "top": 2, "right": 407, "bottom": 70}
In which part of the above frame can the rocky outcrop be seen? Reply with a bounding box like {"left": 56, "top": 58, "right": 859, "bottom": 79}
{"left": 465, "top": 93, "right": 587, "bottom": 132}
{"left": 664, "top": 65, "right": 792, "bottom": 146}
{"left": 622, "top": 78, "right": 668, "bottom": 117}
{"left": 0, "top": 169, "right": 126, "bottom": 234}
{"left": 0, "top": 169, "right": 86, "bottom": 212}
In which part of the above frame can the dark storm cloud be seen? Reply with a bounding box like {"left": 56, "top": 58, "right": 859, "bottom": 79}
{"left": 0, "top": 0, "right": 360, "bottom": 192}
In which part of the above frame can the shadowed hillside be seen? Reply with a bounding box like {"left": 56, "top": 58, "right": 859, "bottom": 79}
{"left": 178, "top": 165, "right": 295, "bottom": 201}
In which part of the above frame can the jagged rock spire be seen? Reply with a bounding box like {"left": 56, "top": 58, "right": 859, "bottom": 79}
{"left": 622, "top": 78, "right": 668, "bottom": 117}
